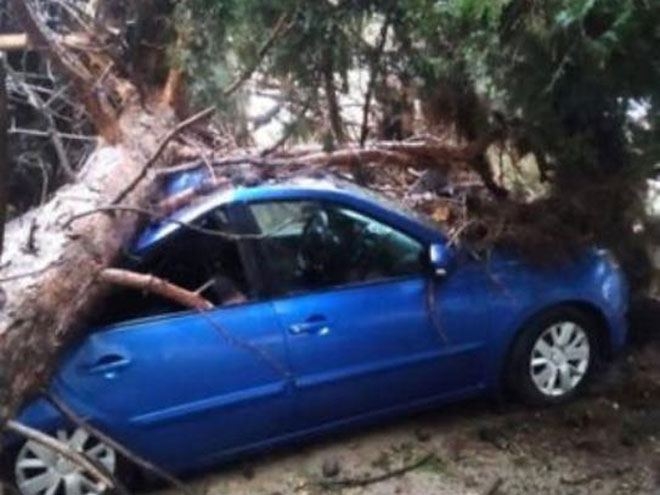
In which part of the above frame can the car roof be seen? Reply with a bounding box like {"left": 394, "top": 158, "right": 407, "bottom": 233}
{"left": 132, "top": 173, "right": 442, "bottom": 254}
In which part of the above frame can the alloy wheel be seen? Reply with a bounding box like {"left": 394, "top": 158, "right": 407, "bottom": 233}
{"left": 15, "top": 428, "right": 116, "bottom": 495}
{"left": 529, "top": 321, "right": 591, "bottom": 397}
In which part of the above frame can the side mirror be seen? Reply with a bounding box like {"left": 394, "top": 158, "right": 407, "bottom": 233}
{"left": 428, "top": 243, "right": 453, "bottom": 277}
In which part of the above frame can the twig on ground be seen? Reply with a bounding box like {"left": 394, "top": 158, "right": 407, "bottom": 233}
{"left": 111, "top": 106, "right": 215, "bottom": 205}
{"left": 44, "top": 391, "right": 196, "bottom": 495}
{"left": 315, "top": 454, "right": 433, "bottom": 489}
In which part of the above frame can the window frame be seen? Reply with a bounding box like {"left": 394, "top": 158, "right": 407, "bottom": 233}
{"left": 240, "top": 198, "right": 430, "bottom": 300}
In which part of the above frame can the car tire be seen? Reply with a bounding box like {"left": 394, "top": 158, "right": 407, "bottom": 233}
{"left": 6, "top": 427, "right": 133, "bottom": 495}
{"left": 507, "top": 306, "right": 601, "bottom": 406}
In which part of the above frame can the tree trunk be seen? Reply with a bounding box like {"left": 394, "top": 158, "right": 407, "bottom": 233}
{"left": 0, "top": 55, "right": 7, "bottom": 259}
{"left": 321, "top": 48, "right": 345, "bottom": 144}
{"left": 0, "top": 103, "right": 176, "bottom": 419}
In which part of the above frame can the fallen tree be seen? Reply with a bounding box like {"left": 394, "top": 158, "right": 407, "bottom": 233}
{"left": 0, "top": 0, "right": 212, "bottom": 421}
{"left": 0, "top": 6, "right": 652, "bottom": 494}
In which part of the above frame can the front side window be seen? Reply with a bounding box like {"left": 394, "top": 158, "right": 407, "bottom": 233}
{"left": 249, "top": 201, "right": 424, "bottom": 296}
{"left": 94, "top": 206, "right": 251, "bottom": 326}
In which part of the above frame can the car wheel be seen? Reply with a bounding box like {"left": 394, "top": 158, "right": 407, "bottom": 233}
{"left": 12, "top": 427, "right": 120, "bottom": 495}
{"left": 508, "top": 307, "right": 599, "bottom": 406}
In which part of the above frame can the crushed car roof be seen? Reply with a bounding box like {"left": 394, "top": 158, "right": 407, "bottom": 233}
{"left": 133, "top": 171, "right": 442, "bottom": 254}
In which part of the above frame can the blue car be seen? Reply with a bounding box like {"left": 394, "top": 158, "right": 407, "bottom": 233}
{"left": 7, "top": 177, "right": 627, "bottom": 495}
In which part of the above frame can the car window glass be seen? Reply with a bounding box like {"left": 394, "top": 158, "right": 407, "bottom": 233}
{"left": 249, "top": 201, "right": 424, "bottom": 296}
{"left": 251, "top": 202, "right": 307, "bottom": 237}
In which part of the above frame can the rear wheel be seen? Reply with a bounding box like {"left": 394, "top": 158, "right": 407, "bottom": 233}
{"left": 508, "top": 307, "right": 600, "bottom": 406}
{"left": 12, "top": 427, "right": 118, "bottom": 495}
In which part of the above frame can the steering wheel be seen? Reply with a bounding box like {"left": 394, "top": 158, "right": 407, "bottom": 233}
{"left": 296, "top": 209, "right": 341, "bottom": 277}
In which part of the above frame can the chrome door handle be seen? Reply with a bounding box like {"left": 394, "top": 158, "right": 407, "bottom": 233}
{"left": 289, "top": 317, "right": 331, "bottom": 336}
{"left": 86, "top": 354, "right": 131, "bottom": 374}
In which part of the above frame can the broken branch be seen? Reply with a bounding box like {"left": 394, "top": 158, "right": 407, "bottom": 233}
{"left": 5, "top": 420, "right": 115, "bottom": 492}
{"left": 45, "top": 392, "right": 196, "bottom": 495}
{"left": 111, "top": 106, "right": 215, "bottom": 205}
{"left": 99, "top": 268, "right": 213, "bottom": 311}
{"left": 223, "top": 12, "right": 293, "bottom": 97}
{"left": 64, "top": 205, "right": 257, "bottom": 241}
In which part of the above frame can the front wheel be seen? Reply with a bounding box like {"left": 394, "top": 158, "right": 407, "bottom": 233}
{"left": 507, "top": 307, "right": 600, "bottom": 406}
{"left": 12, "top": 427, "right": 118, "bottom": 495}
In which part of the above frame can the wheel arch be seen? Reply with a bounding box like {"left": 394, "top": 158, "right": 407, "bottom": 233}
{"left": 498, "top": 300, "right": 613, "bottom": 393}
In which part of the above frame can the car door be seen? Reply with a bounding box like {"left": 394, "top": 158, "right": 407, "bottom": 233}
{"left": 244, "top": 199, "right": 488, "bottom": 429}
{"left": 52, "top": 206, "right": 293, "bottom": 472}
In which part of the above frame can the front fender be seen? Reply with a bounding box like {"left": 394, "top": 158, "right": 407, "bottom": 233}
{"left": 3, "top": 399, "right": 67, "bottom": 451}
{"left": 482, "top": 251, "right": 628, "bottom": 392}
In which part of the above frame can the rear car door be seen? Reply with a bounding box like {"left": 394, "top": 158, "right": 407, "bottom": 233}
{"left": 244, "top": 199, "right": 486, "bottom": 429}
{"left": 52, "top": 205, "right": 293, "bottom": 471}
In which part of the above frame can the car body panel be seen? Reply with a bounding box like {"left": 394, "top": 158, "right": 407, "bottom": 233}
{"left": 9, "top": 177, "right": 629, "bottom": 474}
{"left": 51, "top": 301, "right": 291, "bottom": 471}
{"left": 273, "top": 275, "right": 487, "bottom": 430}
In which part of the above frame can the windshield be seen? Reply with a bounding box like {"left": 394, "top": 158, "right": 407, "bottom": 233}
{"left": 336, "top": 181, "right": 446, "bottom": 233}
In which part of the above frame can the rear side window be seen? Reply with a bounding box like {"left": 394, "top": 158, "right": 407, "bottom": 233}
{"left": 248, "top": 201, "right": 424, "bottom": 296}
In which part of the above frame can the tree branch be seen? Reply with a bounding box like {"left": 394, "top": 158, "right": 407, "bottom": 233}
{"left": 8, "top": 66, "right": 76, "bottom": 181}
{"left": 99, "top": 268, "right": 214, "bottom": 311}
{"left": 44, "top": 392, "right": 196, "bottom": 495}
{"left": 223, "top": 12, "right": 293, "bottom": 97}
{"left": 64, "top": 205, "right": 258, "bottom": 241}
{"left": 5, "top": 420, "right": 116, "bottom": 492}
{"left": 359, "top": 15, "right": 392, "bottom": 147}
{"left": 111, "top": 106, "right": 215, "bottom": 205}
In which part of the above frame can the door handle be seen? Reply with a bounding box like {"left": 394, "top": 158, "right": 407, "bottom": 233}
{"left": 85, "top": 354, "right": 131, "bottom": 375}
{"left": 289, "top": 316, "right": 331, "bottom": 336}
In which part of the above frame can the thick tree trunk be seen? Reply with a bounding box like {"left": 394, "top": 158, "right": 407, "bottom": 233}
{"left": 0, "top": 56, "right": 7, "bottom": 259}
{"left": 0, "top": 103, "right": 176, "bottom": 419}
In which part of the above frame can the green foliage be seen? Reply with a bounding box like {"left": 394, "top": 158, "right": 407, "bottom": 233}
{"left": 173, "top": 0, "right": 660, "bottom": 178}
{"left": 480, "top": 0, "right": 660, "bottom": 175}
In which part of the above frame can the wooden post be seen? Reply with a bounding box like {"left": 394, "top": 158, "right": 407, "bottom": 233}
{"left": 0, "top": 53, "right": 7, "bottom": 259}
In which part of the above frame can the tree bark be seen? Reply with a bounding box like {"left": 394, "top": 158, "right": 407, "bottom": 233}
{"left": 0, "top": 103, "right": 177, "bottom": 419}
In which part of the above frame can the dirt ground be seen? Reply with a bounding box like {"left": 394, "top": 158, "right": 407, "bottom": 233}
{"left": 155, "top": 299, "right": 660, "bottom": 495}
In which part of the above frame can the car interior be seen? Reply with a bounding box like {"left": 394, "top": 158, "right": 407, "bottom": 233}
{"left": 91, "top": 200, "right": 426, "bottom": 327}
{"left": 92, "top": 206, "right": 252, "bottom": 326}
{"left": 249, "top": 201, "right": 425, "bottom": 296}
